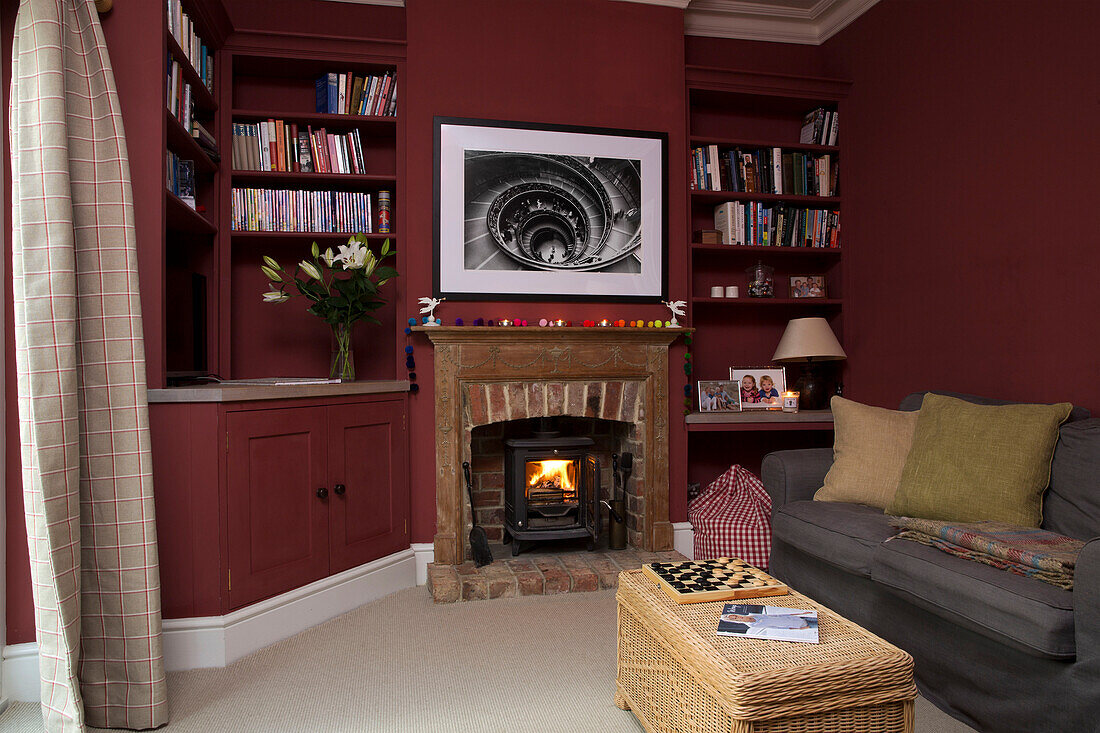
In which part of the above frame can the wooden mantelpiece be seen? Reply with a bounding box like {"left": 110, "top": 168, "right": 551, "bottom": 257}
{"left": 414, "top": 326, "right": 690, "bottom": 565}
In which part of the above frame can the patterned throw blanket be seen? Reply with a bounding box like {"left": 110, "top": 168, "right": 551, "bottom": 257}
{"left": 890, "top": 517, "right": 1084, "bottom": 589}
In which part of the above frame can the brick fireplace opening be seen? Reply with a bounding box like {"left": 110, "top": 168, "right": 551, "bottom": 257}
{"left": 471, "top": 416, "right": 644, "bottom": 551}
{"left": 416, "top": 326, "right": 686, "bottom": 566}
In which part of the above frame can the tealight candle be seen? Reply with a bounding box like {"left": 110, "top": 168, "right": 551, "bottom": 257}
{"left": 725, "top": 286, "right": 739, "bottom": 298}
{"left": 782, "top": 391, "right": 800, "bottom": 413}
{"left": 498, "top": 319, "right": 513, "bottom": 327}
{"left": 710, "top": 286, "right": 725, "bottom": 298}
{"left": 598, "top": 319, "right": 611, "bottom": 327}
{"left": 553, "top": 319, "right": 566, "bottom": 327}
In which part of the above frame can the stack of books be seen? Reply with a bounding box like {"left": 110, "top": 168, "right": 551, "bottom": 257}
{"left": 231, "top": 188, "right": 376, "bottom": 234}
{"left": 800, "top": 107, "right": 839, "bottom": 146}
{"left": 315, "top": 72, "right": 398, "bottom": 117}
{"left": 715, "top": 202, "right": 840, "bottom": 249}
{"left": 690, "top": 146, "right": 838, "bottom": 197}
{"left": 167, "top": 58, "right": 194, "bottom": 130}
{"left": 232, "top": 121, "right": 369, "bottom": 175}
{"left": 166, "top": 153, "right": 195, "bottom": 209}
{"left": 166, "top": 0, "right": 214, "bottom": 93}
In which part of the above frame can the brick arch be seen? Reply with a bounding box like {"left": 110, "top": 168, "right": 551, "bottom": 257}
{"left": 462, "top": 380, "right": 645, "bottom": 429}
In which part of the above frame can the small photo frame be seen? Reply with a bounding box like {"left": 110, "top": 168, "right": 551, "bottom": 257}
{"left": 790, "top": 275, "right": 826, "bottom": 299}
{"left": 697, "top": 380, "right": 742, "bottom": 413}
{"left": 730, "top": 367, "right": 786, "bottom": 410}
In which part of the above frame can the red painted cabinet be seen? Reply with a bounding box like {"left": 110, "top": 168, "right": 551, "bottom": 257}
{"left": 225, "top": 398, "right": 408, "bottom": 610}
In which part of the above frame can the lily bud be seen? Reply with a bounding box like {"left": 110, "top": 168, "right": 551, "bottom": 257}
{"left": 262, "top": 290, "right": 289, "bottom": 303}
{"left": 300, "top": 260, "right": 322, "bottom": 280}
{"left": 311, "top": 242, "right": 320, "bottom": 259}
{"left": 262, "top": 255, "right": 281, "bottom": 271}
{"left": 261, "top": 265, "right": 281, "bottom": 282}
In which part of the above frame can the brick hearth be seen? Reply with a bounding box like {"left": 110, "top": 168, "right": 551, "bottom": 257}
{"left": 427, "top": 548, "right": 689, "bottom": 603}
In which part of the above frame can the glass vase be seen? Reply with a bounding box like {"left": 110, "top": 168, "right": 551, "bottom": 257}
{"left": 330, "top": 322, "right": 355, "bottom": 382}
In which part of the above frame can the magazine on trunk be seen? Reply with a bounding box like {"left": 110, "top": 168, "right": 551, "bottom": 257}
{"left": 716, "top": 603, "right": 819, "bottom": 643}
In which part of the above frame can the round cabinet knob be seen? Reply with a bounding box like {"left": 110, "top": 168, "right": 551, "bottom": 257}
{"left": 334, "top": 484, "right": 346, "bottom": 496}
{"left": 316, "top": 487, "right": 329, "bottom": 499}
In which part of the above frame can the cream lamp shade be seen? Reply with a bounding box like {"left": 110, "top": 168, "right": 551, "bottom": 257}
{"left": 772, "top": 317, "right": 846, "bottom": 362}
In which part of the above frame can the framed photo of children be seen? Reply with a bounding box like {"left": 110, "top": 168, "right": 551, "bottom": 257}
{"left": 790, "top": 275, "right": 826, "bottom": 298}
{"left": 730, "top": 368, "right": 787, "bottom": 410}
{"left": 697, "top": 380, "right": 742, "bottom": 412}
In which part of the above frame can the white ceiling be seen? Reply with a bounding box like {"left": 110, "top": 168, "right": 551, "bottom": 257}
{"left": 323, "top": 0, "right": 879, "bottom": 45}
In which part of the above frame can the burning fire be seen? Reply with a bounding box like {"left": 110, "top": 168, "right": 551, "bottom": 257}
{"left": 527, "top": 459, "right": 577, "bottom": 503}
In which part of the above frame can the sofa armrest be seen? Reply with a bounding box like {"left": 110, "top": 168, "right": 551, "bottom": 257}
{"left": 761, "top": 448, "right": 833, "bottom": 514}
{"left": 1073, "top": 537, "right": 1100, "bottom": 658}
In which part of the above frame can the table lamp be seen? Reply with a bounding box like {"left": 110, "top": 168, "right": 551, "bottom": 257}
{"left": 772, "top": 317, "right": 846, "bottom": 410}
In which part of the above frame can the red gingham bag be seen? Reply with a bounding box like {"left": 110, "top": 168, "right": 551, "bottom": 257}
{"left": 688, "top": 465, "right": 772, "bottom": 568}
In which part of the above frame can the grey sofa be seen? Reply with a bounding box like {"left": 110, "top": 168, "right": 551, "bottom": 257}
{"left": 761, "top": 391, "right": 1100, "bottom": 733}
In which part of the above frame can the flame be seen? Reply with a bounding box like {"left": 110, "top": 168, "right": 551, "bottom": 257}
{"left": 527, "top": 459, "right": 576, "bottom": 500}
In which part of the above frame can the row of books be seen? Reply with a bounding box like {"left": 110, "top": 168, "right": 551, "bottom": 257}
{"left": 231, "top": 121, "right": 372, "bottom": 176}
{"left": 315, "top": 72, "right": 398, "bottom": 117}
{"left": 167, "top": 152, "right": 195, "bottom": 209}
{"left": 691, "top": 146, "right": 838, "bottom": 197}
{"left": 191, "top": 120, "right": 219, "bottom": 160}
{"left": 231, "top": 188, "right": 380, "bottom": 234}
{"left": 166, "top": 0, "right": 214, "bottom": 92}
{"left": 800, "top": 107, "right": 838, "bottom": 146}
{"left": 167, "top": 57, "right": 196, "bottom": 132}
{"left": 714, "top": 202, "right": 840, "bottom": 249}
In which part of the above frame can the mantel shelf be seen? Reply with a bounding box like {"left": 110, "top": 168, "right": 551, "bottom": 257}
{"left": 412, "top": 325, "right": 692, "bottom": 346}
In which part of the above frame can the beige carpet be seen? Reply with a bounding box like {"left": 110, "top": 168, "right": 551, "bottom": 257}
{"left": 0, "top": 587, "right": 975, "bottom": 732}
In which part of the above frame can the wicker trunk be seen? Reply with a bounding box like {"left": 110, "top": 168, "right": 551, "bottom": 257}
{"left": 615, "top": 569, "right": 916, "bottom": 733}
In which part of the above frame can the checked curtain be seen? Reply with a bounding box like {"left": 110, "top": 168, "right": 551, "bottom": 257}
{"left": 10, "top": 0, "right": 167, "bottom": 730}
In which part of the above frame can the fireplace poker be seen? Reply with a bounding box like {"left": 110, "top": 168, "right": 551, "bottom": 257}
{"left": 463, "top": 461, "right": 493, "bottom": 567}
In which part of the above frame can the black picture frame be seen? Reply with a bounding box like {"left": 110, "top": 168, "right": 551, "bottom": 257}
{"left": 433, "top": 116, "right": 668, "bottom": 302}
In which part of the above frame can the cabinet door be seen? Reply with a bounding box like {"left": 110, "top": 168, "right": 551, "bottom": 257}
{"left": 227, "top": 407, "right": 329, "bottom": 609}
{"left": 327, "top": 400, "right": 409, "bottom": 573}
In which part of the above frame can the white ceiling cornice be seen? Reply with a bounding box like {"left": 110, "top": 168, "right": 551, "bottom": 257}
{"left": 319, "top": 0, "right": 877, "bottom": 45}
{"left": 683, "top": 0, "right": 878, "bottom": 44}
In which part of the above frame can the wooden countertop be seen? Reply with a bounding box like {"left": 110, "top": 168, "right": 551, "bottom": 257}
{"left": 148, "top": 379, "right": 410, "bottom": 403}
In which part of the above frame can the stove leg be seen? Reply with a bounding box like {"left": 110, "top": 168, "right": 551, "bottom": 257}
{"left": 502, "top": 529, "right": 512, "bottom": 545}
{"left": 587, "top": 538, "right": 595, "bottom": 552}
{"left": 511, "top": 539, "right": 522, "bottom": 556}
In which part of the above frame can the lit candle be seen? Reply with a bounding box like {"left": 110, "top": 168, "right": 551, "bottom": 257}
{"left": 782, "top": 391, "right": 800, "bottom": 413}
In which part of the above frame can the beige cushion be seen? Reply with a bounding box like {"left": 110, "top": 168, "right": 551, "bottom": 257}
{"left": 886, "top": 394, "right": 1073, "bottom": 526}
{"left": 814, "top": 396, "right": 919, "bottom": 510}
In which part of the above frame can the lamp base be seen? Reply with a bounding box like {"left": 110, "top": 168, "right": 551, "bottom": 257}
{"left": 793, "top": 363, "right": 830, "bottom": 411}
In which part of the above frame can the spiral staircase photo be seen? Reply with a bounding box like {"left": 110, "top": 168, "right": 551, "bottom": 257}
{"left": 463, "top": 151, "right": 643, "bottom": 275}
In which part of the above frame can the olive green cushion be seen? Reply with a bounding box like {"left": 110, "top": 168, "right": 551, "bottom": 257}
{"left": 887, "top": 394, "right": 1073, "bottom": 526}
{"left": 814, "top": 396, "right": 918, "bottom": 510}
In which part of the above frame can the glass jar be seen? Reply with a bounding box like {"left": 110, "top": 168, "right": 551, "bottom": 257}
{"left": 746, "top": 261, "right": 774, "bottom": 298}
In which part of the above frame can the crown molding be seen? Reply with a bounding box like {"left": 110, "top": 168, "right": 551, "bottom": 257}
{"left": 314, "top": 0, "right": 878, "bottom": 45}
{"left": 684, "top": 0, "right": 879, "bottom": 45}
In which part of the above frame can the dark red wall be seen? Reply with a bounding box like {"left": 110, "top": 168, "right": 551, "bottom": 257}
{"left": 404, "top": 0, "right": 691, "bottom": 543}
{"left": 824, "top": 0, "right": 1100, "bottom": 414}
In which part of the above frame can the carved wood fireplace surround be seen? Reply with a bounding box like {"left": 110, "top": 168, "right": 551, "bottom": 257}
{"left": 416, "top": 326, "right": 689, "bottom": 565}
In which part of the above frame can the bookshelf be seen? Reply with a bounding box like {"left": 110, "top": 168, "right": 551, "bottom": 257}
{"left": 219, "top": 36, "right": 406, "bottom": 383}
{"left": 162, "top": 0, "right": 227, "bottom": 384}
{"left": 684, "top": 65, "right": 849, "bottom": 486}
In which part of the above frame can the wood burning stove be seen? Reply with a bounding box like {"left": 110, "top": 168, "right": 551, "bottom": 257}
{"left": 503, "top": 422, "right": 600, "bottom": 556}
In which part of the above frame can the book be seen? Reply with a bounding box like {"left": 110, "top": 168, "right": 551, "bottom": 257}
{"left": 298, "top": 132, "right": 313, "bottom": 173}
{"left": 717, "top": 604, "right": 819, "bottom": 643}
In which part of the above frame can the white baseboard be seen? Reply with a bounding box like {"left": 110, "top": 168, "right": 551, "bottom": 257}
{"left": 2, "top": 547, "right": 417, "bottom": 702}
{"left": 672, "top": 521, "right": 694, "bottom": 560}
{"left": 411, "top": 543, "right": 434, "bottom": 585}
{"left": 2, "top": 642, "right": 39, "bottom": 703}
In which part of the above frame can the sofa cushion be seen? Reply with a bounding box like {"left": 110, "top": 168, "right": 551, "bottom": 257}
{"left": 1044, "top": 419, "right": 1100, "bottom": 541}
{"left": 815, "top": 397, "right": 918, "bottom": 510}
{"left": 898, "top": 390, "right": 1090, "bottom": 422}
{"left": 887, "top": 394, "right": 1072, "bottom": 526}
{"left": 773, "top": 500, "right": 899, "bottom": 577}
{"left": 872, "top": 538, "right": 1075, "bottom": 659}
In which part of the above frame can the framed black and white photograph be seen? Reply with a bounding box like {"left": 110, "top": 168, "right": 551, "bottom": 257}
{"left": 697, "top": 380, "right": 741, "bottom": 413}
{"left": 434, "top": 117, "right": 667, "bottom": 301}
{"left": 729, "top": 367, "right": 787, "bottom": 409}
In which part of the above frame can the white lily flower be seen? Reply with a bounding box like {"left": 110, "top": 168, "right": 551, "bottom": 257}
{"left": 338, "top": 241, "right": 369, "bottom": 270}
{"left": 300, "top": 260, "right": 322, "bottom": 280}
{"left": 263, "top": 290, "right": 289, "bottom": 303}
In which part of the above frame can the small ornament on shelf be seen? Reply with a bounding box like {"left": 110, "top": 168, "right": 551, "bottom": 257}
{"left": 417, "top": 297, "right": 445, "bottom": 326}
{"left": 663, "top": 300, "right": 686, "bottom": 327}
